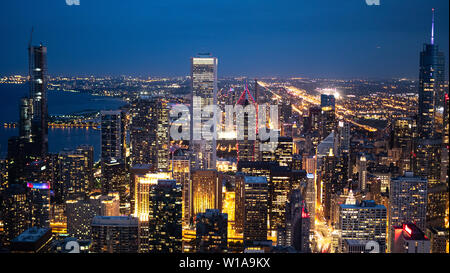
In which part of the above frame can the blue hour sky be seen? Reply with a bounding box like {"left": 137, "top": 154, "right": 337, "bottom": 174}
{"left": 0, "top": 0, "right": 448, "bottom": 78}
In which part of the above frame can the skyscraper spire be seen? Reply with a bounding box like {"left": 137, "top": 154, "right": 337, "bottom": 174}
{"left": 431, "top": 8, "right": 435, "bottom": 45}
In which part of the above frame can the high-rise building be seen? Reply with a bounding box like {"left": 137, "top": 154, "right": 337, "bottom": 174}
{"left": 132, "top": 171, "right": 171, "bottom": 252}
{"left": 261, "top": 136, "right": 293, "bottom": 167}
{"left": 66, "top": 198, "right": 100, "bottom": 240}
{"left": 236, "top": 85, "right": 258, "bottom": 162}
{"left": 195, "top": 209, "right": 228, "bottom": 253}
{"left": 171, "top": 150, "right": 191, "bottom": 225}
{"left": 148, "top": 180, "right": 182, "bottom": 253}
{"left": 28, "top": 44, "right": 48, "bottom": 158}
{"left": 1, "top": 184, "right": 30, "bottom": 246}
{"left": 101, "top": 159, "right": 129, "bottom": 214}
{"left": 26, "top": 182, "right": 50, "bottom": 228}
{"left": 91, "top": 216, "right": 139, "bottom": 253}
{"left": 130, "top": 97, "right": 169, "bottom": 170}
{"left": 389, "top": 172, "right": 428, "bottom": 252}
{"left": 320, "top": 94, "right": 336, "bottom": 140}
{"left": 418, "top": 9, "right": 447, "bottom": 140}
{"left": 358, "top": 154, "right": 368, "bottom": 193}
{"left": 101, "top": 110, "right": 126, "bottom": 163}
{"left": 283, "top": 189, "right": 310, "bottom": 253}
{"left": 338, "top": 200, "right": 387, "bottom": 253}
{"left": 236, "top": 176, "right": 268, "bottom": 245}
{"left": 414, "top": 138, "right": 447, "bottom": 227}
{"left": 190, "top": 55, "right": 218, "bottom": 170}
{"left": 190, "top": 170, "right": 222, "bottom": 218}
{"left": 57, "top": 148, "right": 92, "bottom": 202}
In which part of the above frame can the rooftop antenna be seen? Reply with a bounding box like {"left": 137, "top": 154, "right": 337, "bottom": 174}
{"left": 431, "top": 8, "right": 435, "bottom": 45}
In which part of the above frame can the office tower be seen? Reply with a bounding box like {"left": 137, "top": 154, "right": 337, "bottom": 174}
{"left": 66, "top": 198, "right": 101, "bottom": 240}
{"left": 98, "top": 192, "right": 121, "bottom": 216}
{"left": 57, "top": 148, "right": 92, "bottom": 202}
{"left": 1, "top": 184, "right": 30, "bottom": 245}
{"left": 261, "top": 136, "right": 294, "bottom": 167}
{"left": 148, "top": 180, "right": 182, "bottom": 253}
{"left": 10, "top": 227, "right": 53, "bottom": 253}
{"left": 307, "top": 106, "right": 322, "bottom": 151}
{"left": 171, "top": 150, "right": 191, "bottom": 225}
{"left": 304, "top": 173, "right": 315, "bottom": 230}
{"left": 335, "top": 120, "right": 350, "bottom": 156}
{"left": 195, "top": 209, "right": 228, "bottom": 253}
{"left": 101, "top": 110, "right": 126, "bottom": 162}
{"left": 390, "top": 118, "right": 416, "bottom": 172}
{"left": 133, "top": 171, "right": 171, "bottom": 252}
{"left": 91, "top": 216, "right": 139, "bottom": 253}
{"left": 392, "top": 223, "right": 430, "bottom": 253}
{"left": 338, "top": 200, "right": 387, "bottom": 253}
{"left": 269, "top": 167, "right": 306, "bottom": 232}
{"left": 190, "top": 170, "right": 222, "bottom": 218}
{"left": 130, "top": 97, "right": 169, "bottom": 170}
{"left": 282, "top": 189, "right": 310, "bottom": 253}
{"left": 28, "top": 44, "right": 48, "bottom": 157}
{"left": 389, "top": 172, "right": 428, "bottom": 252}
{"left": 75, "top": 145, "right": 94, "bottom": 189}
{"left": 418, "top": 9, "right": 446, "bottom": 139}
{"left": 236, "top": 85, "right": 258, "bottom": 162}
{"left": 101, "top": 159, "right": 129, "bottom": 214}
{"left": 190, "top": 55, "right": 218, "bottom": 170}
{"left": 426, "top": 226, "right": 449, "bottom": 253}
{"left": 358, "top": 154, "right": 368, "bottom": 193}
{"left": 236, "top": 176, "right": 268, "bottom": 245}
{"left": 414, "top": 138, "right": 447, "bottom": 227}
{"left": 129, "top": 164, "right": 152, "bottom": 217}
{"left": 27, "top": 182, "right": 50, "bottom": 228}
{"left": 320, "top": 94, "right": 336, "bottom": 140}
{"left": 6, "top": 137, "right": 39, "bottom": 185}
{"left": 321, "top": 151, "right": 338, "bottom": 222}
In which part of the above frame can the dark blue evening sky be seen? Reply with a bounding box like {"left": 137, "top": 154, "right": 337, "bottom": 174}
{"left": 0, "top": 0, "right": 448, "bottom": 78}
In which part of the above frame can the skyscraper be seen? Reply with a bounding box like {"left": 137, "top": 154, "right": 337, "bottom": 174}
{"left": 148, "top": 180, "right": 182, "bottom": 253}
{"left": 190, "top": 55, "right": 218, "bottom": 170}
{"left": 195, "top": 209, "right": 228, "bottom": 253}
{"left": 26, "top": 182, "right": 50, "bottom": 228}
{"left": 418, "top": 9, "right": 447, "bottom": 139}
{"left": 320, "top": 94, "right": 336, "bottom": 140}
{"left": 190, "top": 169, "right": 222, "bottom": 218}
{"left": 101, "top": 110, "right": 126, "bottom": 163}
{"left": 130, "top": 97, "right": 169, "bottom": 170}
{"left": 389, "top": 172, "right": 428, "bottom": 252}
{"left": 236, "top": 176, "right": 268, "bottom": 245}
{"left": 284, "top": 189, "right": 310, "bottom": 253}
{"left": 28, "top": 44, "right": 48, "bottom": 157}
{"left": 338, "top": 200, "right": 387, "bottom": 253}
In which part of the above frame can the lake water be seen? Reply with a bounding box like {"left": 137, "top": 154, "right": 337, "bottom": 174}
{"left": 0, "top": 84, "right": 125, "bottom": 160}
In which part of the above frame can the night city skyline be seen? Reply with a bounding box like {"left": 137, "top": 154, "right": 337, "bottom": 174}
{"left": 0, "top": 0, "right": 449, "bottom": 266}
{"left": 0, "top": 0, "right": 449, "bottom": 78}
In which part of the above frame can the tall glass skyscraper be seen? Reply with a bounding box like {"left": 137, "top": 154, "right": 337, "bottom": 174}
{"left": 28, "top": 44, "right": 48, "bottom": 157}
{"left": 418, "top": 9, "right": 446, "bottom": 140}
{"left": 190, "top": 54, "right": 218, "bottom": 170}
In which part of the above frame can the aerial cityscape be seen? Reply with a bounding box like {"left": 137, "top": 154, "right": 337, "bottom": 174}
{"left": 0, "top": 0, "right": 448, "bottom": 259}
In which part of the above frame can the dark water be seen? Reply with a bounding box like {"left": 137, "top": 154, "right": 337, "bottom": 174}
{"left": 0, "top": 84, "right": 125, "bottom": 160}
